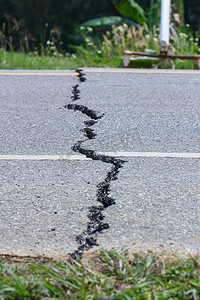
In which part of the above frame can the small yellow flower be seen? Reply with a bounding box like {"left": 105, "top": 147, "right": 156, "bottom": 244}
{"left": 186, "top": 24, "right": 190, "bottom": 27}
{"left": 87, "top": 27, "right": 93, "bottom": 32}
{"left": 123, "top": 23, "right": 128, "bottom": 29}
{"left": 117, "top": 26, "right": 123, "bottom": 32}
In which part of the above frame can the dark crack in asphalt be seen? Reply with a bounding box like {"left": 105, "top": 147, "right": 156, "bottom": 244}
{"left": 81, "top": 128, "right": 96, "bottom": 139}
{"left": 71, "top": 84, "right": 80, "bottom": 101}
{"left": 66, "top": 104, "right": 104, "bottom": 120}
{"left": 65, "top": 69, "right": 126, "bottom": 259}
{"left": 84, "top": 120, "right": 97, "bottom": 127}
{"left": 76, "top": 68, "right": 87, "bottom": 82}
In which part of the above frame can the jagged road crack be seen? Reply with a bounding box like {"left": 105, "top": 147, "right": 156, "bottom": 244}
{"left": 63, "top": 69, "right": 126, "bottom": 259}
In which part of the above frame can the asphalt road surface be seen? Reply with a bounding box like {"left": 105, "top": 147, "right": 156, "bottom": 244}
{"left": 0, "top": 69, "right": 200, "bottom": 258}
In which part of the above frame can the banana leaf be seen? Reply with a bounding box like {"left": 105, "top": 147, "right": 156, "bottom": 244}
{"left": 80, "top": 16, "right": 138, "bottom": 28}
{"left": 111, "top": 0, "right": 146, "bottom": 25}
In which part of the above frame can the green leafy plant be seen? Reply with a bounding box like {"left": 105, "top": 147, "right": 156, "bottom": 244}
{"left": 111, "top": 0, "right": 146, "bottom": 25}
{"left": 80, "top": 16, "right": 138, "bottom": 28}
{"left": 147, "top": 0, "right": 161, "bottom": 30}
{"left": 0, "top": 250, "right": 199, "bottom": 299}
{"left": 79, "top": 0, "right": 145, "bottom": 32}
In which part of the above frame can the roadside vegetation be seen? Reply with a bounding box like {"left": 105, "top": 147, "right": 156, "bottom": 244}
{"left": 0, "top": 23, "right": 199, "bottom": 69}
{"left": 0, "top": 250, "right": 200, "bottom": 299}
{"left": 0, "top": 0, "right": 200, "bottom": 69}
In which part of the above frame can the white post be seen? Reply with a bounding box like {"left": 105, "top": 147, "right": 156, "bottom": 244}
{"left": 160, "top": 0, "right": 171, "bottom": 52}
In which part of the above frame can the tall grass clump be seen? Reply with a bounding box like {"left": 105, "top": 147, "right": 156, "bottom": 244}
{"left": 78, "top": 23, "right": 200, "bottom": 68}
{"left": 76, "top": 24, "right": 161, "bottom": 67}
{"left": 0, "top": 250, "right": 199, "bottom": 299}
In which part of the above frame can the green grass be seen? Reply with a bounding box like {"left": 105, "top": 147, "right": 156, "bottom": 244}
{"left": 0, "top": 50, "right": 120, "bottom": 70}
{"left": 0, "top": 250, "right": 199, "bottom": 299}
{"left": 0, "top": 50, "right": 196, "bottom": 70}
{"left": 0, "top": 50, "right": 78, "bottom": 70}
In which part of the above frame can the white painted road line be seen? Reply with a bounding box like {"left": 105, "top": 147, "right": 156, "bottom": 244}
{"left": 98, "top": 152, "right": 200, "bottom": 158}
{"left": 0, "top": 155, "right": 91, "bottom": 161}
{"left": 0, "top": 152, "right": 200, "bottom": 160}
